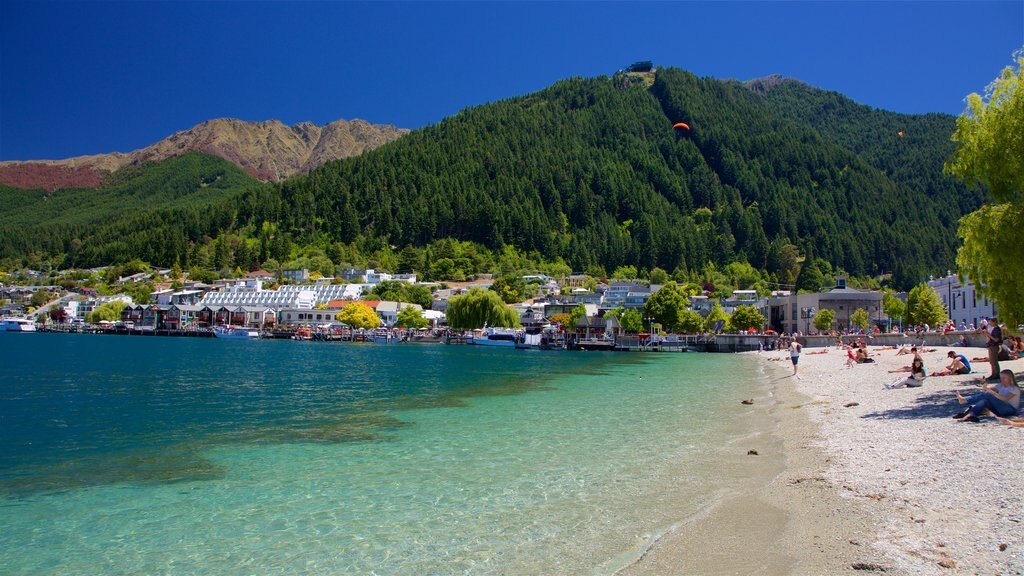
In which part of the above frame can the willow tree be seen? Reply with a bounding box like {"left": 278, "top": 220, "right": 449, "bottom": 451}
{"left": 946, "top": 51, "right": 1024, "bottom": 326}
{"left": 445, "top": 287, "right": 520, "bottom": 329}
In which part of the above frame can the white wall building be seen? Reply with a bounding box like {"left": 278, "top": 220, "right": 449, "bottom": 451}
{"left": 927, "top": 272, "right": 996, "bottom": 329}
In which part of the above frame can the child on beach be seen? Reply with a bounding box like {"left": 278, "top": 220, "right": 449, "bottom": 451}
{"left": 953, "top": 369, "right": 1020, "bottom": 422}
{"left": 886, "top": 357, "right": 926, "bottom": 388}
{"left": 846, "top": 348, "right": 857, "bottom": 368}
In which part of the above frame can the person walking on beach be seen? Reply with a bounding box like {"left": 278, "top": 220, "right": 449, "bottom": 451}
{"left": 954, "top": 369, "right": 1020, "bottom": 422}
{"left": 985, "top": 318, "right": 1003, "bottom": 382}
{"left": 790, "top": 339, "right": 802, "bottom": 377}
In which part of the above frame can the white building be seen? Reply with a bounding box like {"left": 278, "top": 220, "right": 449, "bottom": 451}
{"left": 927, "top": 272, "right": 997, "bottom": 329}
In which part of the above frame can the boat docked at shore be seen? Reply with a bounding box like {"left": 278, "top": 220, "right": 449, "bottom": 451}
{"left": 467, "top": 327, "right": 518, "bottom": 347}
{"left": 1, "top": 317, "right": 37, "bottom": 332}
{"left": 213, "top": 325, "right": 260, "bottom": 339}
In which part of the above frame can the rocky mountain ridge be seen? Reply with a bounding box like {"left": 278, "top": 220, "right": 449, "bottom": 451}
{"left": 0, "top": 118, "right": 408, "bottom": 190}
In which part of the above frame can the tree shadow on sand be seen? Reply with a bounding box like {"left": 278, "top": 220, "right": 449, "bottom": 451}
{"left": 860, "top": 390, "right": 963, "bottom": 420}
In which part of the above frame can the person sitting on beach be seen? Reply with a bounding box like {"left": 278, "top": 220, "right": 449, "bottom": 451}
{"left": 886, "top": 357, "right": 926, "bottom": 388}
{"left": 855, "top": 345, "right": 875, "bottom": 363}
{"left": 953, "top": 369, "right": 1020, "bottom": 422}
{"left": 933, "top": 351, "right": 971, "bottom": 376}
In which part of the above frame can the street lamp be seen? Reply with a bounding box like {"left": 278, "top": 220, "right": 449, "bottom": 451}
{"left": 646, "top": 316, "right": 654, "bottom": 348}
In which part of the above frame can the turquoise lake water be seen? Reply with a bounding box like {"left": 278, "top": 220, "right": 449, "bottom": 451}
{"left": 0, "top": 333, "right": 770, "bottom": 575}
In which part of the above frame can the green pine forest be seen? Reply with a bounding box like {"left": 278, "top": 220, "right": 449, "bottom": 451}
{"left": 0, "top": 67, "right": 982, "bottom": 291}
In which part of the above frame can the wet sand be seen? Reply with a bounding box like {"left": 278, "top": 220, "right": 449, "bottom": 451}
{"left": 619, "top": 354, "right": 883, "bottom": 575}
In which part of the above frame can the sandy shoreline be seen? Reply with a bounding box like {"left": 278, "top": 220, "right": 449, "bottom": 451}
{"left": 623, "top": 344, "right": 1023, "bottom": 575}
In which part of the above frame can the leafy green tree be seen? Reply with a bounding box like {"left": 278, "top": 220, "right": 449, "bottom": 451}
{"left": 395, "top": 306, "right": 429, "bottom": 329}
{"left": 568, "top": 303, "right": 588, "bottom": 329}
{"left": 30, "top": 290, "right": 50, "bottom": 308}
{"left": 611, "top": 265, "right": 638, "bottom": 280}
{"left": 490, "top": 275, "right": 527, "bottom": 304}
{"left": 905, "top": 283, "right": 948, "bottom": 327}
{"left": 677, "top": 309, "right": 704, "bottom": 333}
{"left": 642, "top": 281, "right": 689, "bottom": 332}
{"left": 795, "top": 259, "right": 826, "bottom": 293}
{"left": 730, "top": 304, "right": 765, "bottom": 332}
{"left": 704, "top": 301, "right": 732, "bottom": 332}
{"left": 446, "top": 287, "right": 520, "bottom": 329}
{"left": 403, "top": 284, "right": 434, "bottom": 309}
{"left": 813, "top": 308, "right": 836, "bottom": 333}
{"left": 336, "top": 302, "right": 381, "bottom": 329}
{"left": 89, "top": 300, "right": 128, "bottom": 323}
{"left": 648, "top": 267, "right": 669, "bottom": 285}
{"left": 882, "top": 290, "right": 906, "bottom": 326}
{"left": 122, "top": 282, "right": 154, "bottom": 306}
{"left": 849, "top": 308, "right": 873, "bottom": 332}
{"left": 170, "top": 261, "right": 183, "bottom": 281}
{"left": 398, "top": 245, "right": 424, "bottom": 274}
{"left": 430, "top": 258, "right": 461, "bottom": 281}
{"left": 619, "top": 308, "right": 645, "bottom": 333}
{"left": 946, "top": 53, "right": 1024, "bottom": 326}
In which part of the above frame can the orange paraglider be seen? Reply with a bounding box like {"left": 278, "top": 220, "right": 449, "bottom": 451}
{"left": 673, "top": 122, "right": 691, "bottom": 131}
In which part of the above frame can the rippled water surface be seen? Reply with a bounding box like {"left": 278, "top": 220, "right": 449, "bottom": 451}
{"left": 1, "top": 332, "right": 766, "bottom": 575}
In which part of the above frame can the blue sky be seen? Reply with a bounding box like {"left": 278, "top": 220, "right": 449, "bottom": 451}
{"left": 1, "top": 1, "right": 1022, "bottom": 161}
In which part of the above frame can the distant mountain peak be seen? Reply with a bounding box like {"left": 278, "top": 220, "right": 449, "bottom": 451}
{"left": 0, "top": 117, "right": 409, "bottom": 191}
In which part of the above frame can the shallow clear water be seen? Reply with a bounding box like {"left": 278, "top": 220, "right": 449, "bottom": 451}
{"left": 1, "top": 333, "right": 767, "bottom": 575}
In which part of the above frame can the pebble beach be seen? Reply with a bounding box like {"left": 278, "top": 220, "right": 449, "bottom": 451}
{"left": 762, "top": 343, "right": 1024, "bottom": 575}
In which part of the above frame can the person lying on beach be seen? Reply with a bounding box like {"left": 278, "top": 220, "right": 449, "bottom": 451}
{"left": 895, "top": 346, "right": 914, "bottom": 356}
{"left": 808, "top": 349, "right": 829, "bottom": 355}
{"left": 886, "top": 357, "right": 926, "bottom": 388}
{"left": 953, "top": 370, "right": 1021, "bottom": 422}
{"left": 931, "top": 351, "right": 971, "bottom": 376}
{"left": 995, "top": 416, "right": 1024, "bottom": 428}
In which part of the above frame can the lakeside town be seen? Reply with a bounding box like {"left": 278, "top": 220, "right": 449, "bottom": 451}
{"left": 1, "top": 264, "right": 1002, "bottom": 352}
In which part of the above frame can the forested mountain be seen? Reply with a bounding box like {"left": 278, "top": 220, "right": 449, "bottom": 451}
{"left": 0, "top": 67, "right": 979, "bottom": 289}
{"left": 0, "top": 118, "right": 408, "bottom": 191}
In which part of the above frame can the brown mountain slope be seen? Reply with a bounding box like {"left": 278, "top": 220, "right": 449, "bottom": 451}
{"left": 0, "top": 118, "right": 408, "bottom": 190}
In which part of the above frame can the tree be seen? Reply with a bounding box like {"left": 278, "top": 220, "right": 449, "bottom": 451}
{"left": 30, "top": 290, "right": 50, "bottom": 308}
{"left": 620, "top": 308, "right": 644, "bottom": 333}
{"left": 704, "top": 302, "right": 732, "bottom": 332}
{"left": 946, "top": 52, "right": 1024, "bottom": 326}
{"left": 490, "top": 275, "right": 527, "bottom": 304}
{"left": 795, "top": 258, "right": 826, "bottom": 293}
{"left": 642, "top": 281, "right": 689, "bottom": 332}
{"left": 648, "top": 267, "right": 669, "bottom": 285}
{"left": 445, "top": 287, "right": 520, "bottom": 329}
{"left": 730, "top": 304, "right": 765, "bottom": 332}
{"left": 813, "top": 308, "right": 836, "bottom": 333}
{"left": 611, "top": 265, "right": 638, "bottom": 280}
{"left": 89, "top": 300, "right": 127, "bottom": 323}
{"left": 882, "top": 290, "right": 906, "bottom": 327}
{"left": 677, "top": 309, "right": 704, "bottom": 333}
{"left": 905, "top": 283, "right": 947, "bottom": 327}
{"left": 336, "top": 302, "right": 381, "bottom": 329}
{"left": 548, "top": 312, "right": 571, "bottom": 326}
{"left": 568, "top": 303, "right": 588, "bottom": 329}
{"left": 403, "top": 284, "right": 434, "bottom": 309}
{"left": 395, "top": 306, "right": 429, "bottom": 329}
{"left": 849, "top": 308, "right": 872, "bottom": 332}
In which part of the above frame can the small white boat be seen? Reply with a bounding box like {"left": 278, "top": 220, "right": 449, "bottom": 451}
{"left": 213, "top": 325, "right": 260, "bottom": 339}
{"left": 0, "top": 317, "right": 37, "bottom": 332}
{"left": 467, "top": 327, "right": 518, "bottom": 347}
